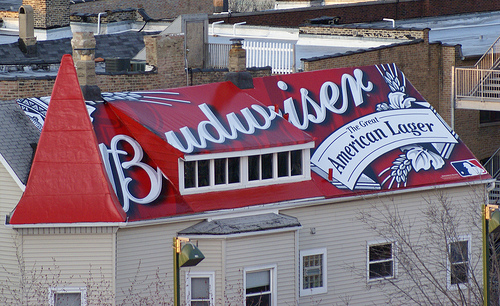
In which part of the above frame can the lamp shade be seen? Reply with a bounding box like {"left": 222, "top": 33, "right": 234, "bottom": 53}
{"left": 490, "top": 209, "right": 500, "bottom": 234}
{"left": 179, "top": 243, "right": 205, "bottom": 267}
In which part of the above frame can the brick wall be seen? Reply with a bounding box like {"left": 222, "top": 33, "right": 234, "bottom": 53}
{"left": 70, "top": 0, "right": 215, "bottom": 20}
{"left": 210, "top": 0, "right": 500, "bottom": 26}
{"left": 23, "top": 0, "right": 70, "bottom": 29}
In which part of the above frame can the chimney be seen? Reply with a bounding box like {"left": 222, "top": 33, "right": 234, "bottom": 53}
{"left": 225, "top": 38, "right": 253, "bottom": 89}
{"left": 71, "top": 32, "right": 102, "bottom": 101}
{"left": 22, "top": 0, "right": 70, "bottom": 29}
{"left": 18, "top": 5, "right": 36, "bottom": 55}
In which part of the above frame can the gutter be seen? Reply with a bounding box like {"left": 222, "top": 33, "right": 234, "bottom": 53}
{"left": 7, "top": 176, "right": 493, "bottom": 229}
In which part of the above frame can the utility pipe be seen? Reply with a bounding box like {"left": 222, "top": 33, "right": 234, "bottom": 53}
{"left": 383, "top": 18, "right": 395, "bottom": 28}
{"left": 233, "top": 21, "right": 246, "bottom": 36}
{"left": 97, "top": 12, "right": 106, "bottom": 35}
{"left": 211, "top": 20, "right": 224, "bottom": 36}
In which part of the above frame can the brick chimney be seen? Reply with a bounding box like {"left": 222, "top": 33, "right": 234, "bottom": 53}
{"left": 22, "top": 0, "right": 70, "bottom": 29}
{"left": 71, "top": 32, "right": 102, "bottom": 101}
{"left": 225, "top": 38, "right": 253, "bottom": 89}
{"left": 18, "top": 5, "right": 36, "bottom": 55}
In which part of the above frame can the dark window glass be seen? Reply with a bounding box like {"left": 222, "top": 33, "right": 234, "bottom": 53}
{"left": 369, "top": 244, "right": 392, "bottom": 261}
{"left": 184, "top": 161, "right": 196, "bottom": 188}
{"left": 278, "top": 152, "right": 289, "bottom": 177}
{"left": 215, "top": 158, "right": 226, "bottom": 185}
{"left": 368, "top": 243, "right": 393, "bottom": 279}
{"left": 246, "top": 270, "right": 271, "bottom": 306}
{"left": 450, "top": 241, "right": 469, "bottom": 285}
{"left": 480, "top": 111, "right": 500, "bottom": 124}
{"left": 291, "top": 150, "right": 302, "bottom": 176}
{"left": 261, "top": 154, "right": 273, "bottom": 179}
{"left": 228, "top": 157, "right": 240, "bottom": 184}
{"left": 198, "top": 160, "right": 209, "bottom": 187}
{"left": 248, "top": 155, "right": 260, "bottom": 181}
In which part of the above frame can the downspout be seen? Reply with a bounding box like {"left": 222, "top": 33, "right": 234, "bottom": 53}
{"left": 97, "top": 12, "right": 106, "bottom": 35}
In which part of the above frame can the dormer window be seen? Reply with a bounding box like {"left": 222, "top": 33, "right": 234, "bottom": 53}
{"left": 180, "top": 143, "right": 313, "bottom": 194}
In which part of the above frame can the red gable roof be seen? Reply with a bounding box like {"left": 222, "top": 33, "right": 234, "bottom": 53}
{"left": 10, "top": 59, "right": 492, "bottom": 224}
{"left": 9, "top": 55, "right": 126, "bottom": 224}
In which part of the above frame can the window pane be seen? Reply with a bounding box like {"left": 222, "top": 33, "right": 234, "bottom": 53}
{"left": 246, "top": 270, "right": 270, "bottom": 289}
{"left": 261, "top": 154, "right": 273, "bottom": 179}
{"left": 291, "top": 150, "right": 302, "bottom": 176}
{"left": 228, "top": 157, "right": 240, "bottom": 183}
{"left": 248, "top": 155, "right": 260, "bottom": 181}
{"left": 215, "top": 158, "right": 226, "bottom": 185}
{"left": 451, "top": 263, "right": 468, "bottom": 284}
{"left": 198, "top": 160, "right": 209, "bottom": 187}
{"left": 303, "top": 254, "right": 323, "bottom": 289}
{"left": 55, "top": 292, "right": 81, "bottom": 306}
{"left": 184, "top": 161, "right": 196, "bottom": 188}
{"left": 369, "top": 261, "right": 393, "bottom": 279}
{"left": 278, "top": 152, "right": 289, "bottom": 177}
{"left": 191, "top": 277, "right": 210, "bottom": 299}
{"left": 369, "top": 244, "right": 392, "bottom": 261}
{"left": 450, "top": 241, "right": 468, "bottom": 263}
{"left": 246, "top": 293, "right": 270, "bottom": 306}
{"left": 192, "top": 302, "right": 210, "bottom": 306}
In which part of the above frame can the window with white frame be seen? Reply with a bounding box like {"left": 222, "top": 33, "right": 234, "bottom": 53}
{"left": 180, "top": 145, "right": 312, "bottom": 195}
{"left": 186, "top": 271, "right": 215, "bottom": 306}
{"left": 49, "top": 287, "right": 87, "bottom": 306}
{"left": 245, "top": 265, "right": 277, "bottom": 306}
{"left": 367, "top": 241, "right": 395, "bottom": 281}
{"left": 300, "top": 248, "right": 327, "bottom": 296}
{"left": 448, "top": 236, "right": 470, "bottom": 288}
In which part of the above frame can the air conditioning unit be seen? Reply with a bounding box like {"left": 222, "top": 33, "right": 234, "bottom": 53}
{"left": 105, "top": 58, "right": 130, "bottom": 73}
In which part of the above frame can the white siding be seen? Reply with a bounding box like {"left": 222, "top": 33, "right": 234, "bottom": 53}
{"left": 20, "top": 228, "right": 116, "bottom": 305}
{"left": 224, "top": 231, "right": 297, "bottom": 305}
{"left": 115, "top": 221, "right": 200, "bottom": 305}
{"left": 283, "top": 185, "right": 485, "bottom": 305}
{"left": 0, "top": 164, "right": 24, "bottom": 304}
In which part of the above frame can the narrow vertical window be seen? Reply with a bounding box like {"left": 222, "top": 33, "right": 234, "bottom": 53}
{"left": 228, "top": 157, "right": 240, "bottom": 183}
{"left": 290, "top": 150, "right": 302, "bottom": 176}
{"left": 184, "top": 161, "right": 196, "bottom": 188}
{"left": 248, "top": 155, "right": 260, "bottom": 181}
{"left": 278, "top": 151, "right": 289, "bottom": 177}
{"left": 261, "top": 154, "right": 273, "bottom": 179}
{"left": 449, "top": 239, "right": 469, "bottom": 286}
{"left": 215, "top": 158, "right": 226, "bottom": 185}
{"left": 198, "top": 160, "right": 210, "bottom": 187}
{"left": 300, "top": 248, "right": 327, "bottom": 296}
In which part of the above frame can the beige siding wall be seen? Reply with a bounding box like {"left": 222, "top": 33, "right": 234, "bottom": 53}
{"left": 283, "top": 185, "right": 484, "bottom": 305}
{"left": 19, "top": 228, "right": 116, "bottom": 305}
{"left": 224, "top": 231, "right": 297, "bottom": 305}
{"left": 0, "top": 164, "right": 23, "bottom": 304}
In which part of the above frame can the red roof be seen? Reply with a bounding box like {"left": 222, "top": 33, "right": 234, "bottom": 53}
{"left": 9, "top": 55, "right": 126, "bottom": 224}
{"left": 10, "top": 59, "right": 492, "bottom": 224}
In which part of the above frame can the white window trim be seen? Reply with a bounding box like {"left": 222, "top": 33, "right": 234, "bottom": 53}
{"left": 447, "top": 235, "right": 471, "bottom": 290}
{"left": 48, "top": 286, "right": 87, "bottom": 306}
{"left": 179, "top": 147, "right": 311, "bottom": 195}
{"left": 244, "top": 264, "right": 277, "bottom": 306}
{"left": 299, "top": 248, "right": 327, "bottom": 296}
{"left": 366, "top": 239, "right": 397, "bottom": 282}
{"left": 186, "top": 271, "right": 215, "bottom": 306}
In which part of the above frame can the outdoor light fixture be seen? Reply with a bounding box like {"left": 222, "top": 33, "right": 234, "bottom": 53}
{"left": 173, "top": 237, "right": 205, "bottom": 306}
